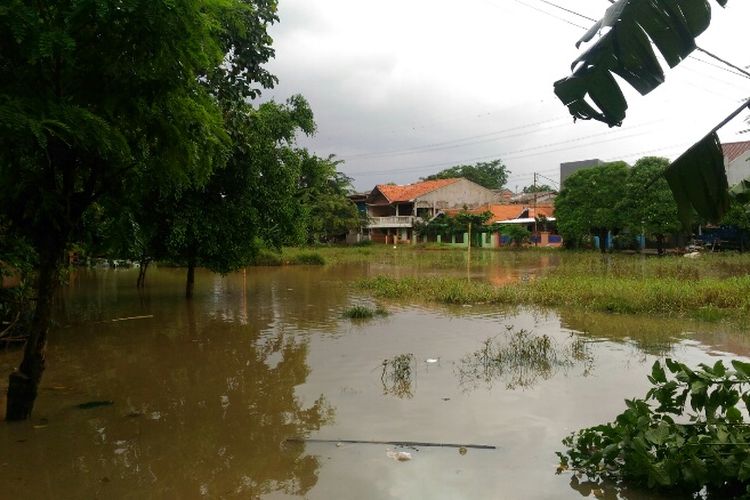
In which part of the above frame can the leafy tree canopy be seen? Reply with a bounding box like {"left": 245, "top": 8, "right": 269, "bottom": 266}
{"left": 0, "top": 0, "right": 282, "bottom": 419}
{"left": 554, "top": 162, "right": 629, "bottom": 248}
{"left": 522, "top": 184, "right": 555, "bottom": 193}
{"left": 620, "top": 157, "right": 680, "bottom": 238}
{"left": 296, "top": 153, "right": 361, "bottom": 244}
{"left": 423, "top": 159, "right": 509, "bottom": 190}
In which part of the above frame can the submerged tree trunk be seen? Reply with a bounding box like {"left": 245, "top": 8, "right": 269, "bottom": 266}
{"left": 656, "top": 234, "right": 665, "bottom": 255}
{"left": 136, "top": 257, "right": 150, "bottom": 288}
{"left": 186, "top": 258, "right": 196, "bottom": 299}
{"left": 6, "top": 250, "right": 61, "bottom": 421}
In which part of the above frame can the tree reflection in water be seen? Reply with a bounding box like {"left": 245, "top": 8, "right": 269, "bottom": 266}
{"left": 0, "top": 297, "right": 335, "bottom": 499}
{"left": 381, "top": 353, "right": 416, "bottom": 399}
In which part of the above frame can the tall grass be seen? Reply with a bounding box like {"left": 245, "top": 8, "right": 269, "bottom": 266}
{"left": 358, "top": 274, "right": 750, "bottom": 321}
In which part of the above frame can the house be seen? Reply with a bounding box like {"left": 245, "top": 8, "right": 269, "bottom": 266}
{"left": 439, "top": 203, "right": 562, "bottom": 247}
{"left": 509, "top": 190, "right": 557, "bottom": 204}
{"left": 365, "top": 178, "right": 499, "bottom": 243}
{"left": 723, "top": 141, "right": 750, "bottom": 187}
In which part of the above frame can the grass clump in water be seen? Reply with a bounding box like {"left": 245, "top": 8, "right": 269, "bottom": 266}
{"left": 458, "top": 327, "right": 593, "bottom": 390}
{"left": 288, "top": 252, "right": 326, "bottom": 265}
{"left": 342, "top": 304, "right": 389, "bottom": 320}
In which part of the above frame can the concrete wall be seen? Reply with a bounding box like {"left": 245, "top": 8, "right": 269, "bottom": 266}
{"left": 414, "top": 178, "right": 499, "bottom": 212}
{"left": 726, "top": 152, "right": 750, "bottom": 187}
{"left": 560, "top": 158, "right": 603, "bottom": 187}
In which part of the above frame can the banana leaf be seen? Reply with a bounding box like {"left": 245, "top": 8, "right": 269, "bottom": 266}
{"left": 729, "top": 177, "right": 750, "bottom": 205}
{"left": 554, "top": 0, "right": 728, "bottom": 127}
{"left": 663, "top": 132, "right": 730, "bottom": 226}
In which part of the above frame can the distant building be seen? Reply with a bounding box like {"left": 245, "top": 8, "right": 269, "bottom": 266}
{"left": 364, "top": 178, "right": 499, "bottom": 244}
{"left": 560, "top": 158, "right": 604, "bottom": 187}
{"left": 509, "top": 190, "right": 557, "bottom": 205}
{"left": 723, "top": 141, "right": 750, "bottom": 187}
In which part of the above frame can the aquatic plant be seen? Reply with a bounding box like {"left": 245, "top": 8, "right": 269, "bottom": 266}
{"left": 558, "top": 359, "right": 750, "bottom": 498}
{"left": 288, "top": 252, "right": 326, "bottom": 265}
{"left": 457, "top": 327, "right": 593, "bottom": 390}
{"left": 342, "top": 304, "right": 389, "bottom": 320}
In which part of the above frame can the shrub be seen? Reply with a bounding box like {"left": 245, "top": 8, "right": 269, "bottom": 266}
{"left": 558, "top": 359, "right": 750, "bottom": 498}
{"left": 289, "top": 252, "right": 326, "bottom": 265}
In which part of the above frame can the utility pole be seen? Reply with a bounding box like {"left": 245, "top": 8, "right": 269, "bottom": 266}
{"left": 533, "top": 172, "right": 538, "bottom": 247}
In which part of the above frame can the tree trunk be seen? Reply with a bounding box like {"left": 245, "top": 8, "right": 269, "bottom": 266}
{"left": 598, "top": 228, "right": 608, "bottom": 254}
{"left": 6, "top": 251, "right": 61, "bottom": 421}
{"left": 186, "top": 258, "right": 196, "bottom": 299}
{"left": 656, "top": 234, "right": 665, "bottom": 255}
{"left": 136, "top": 258, "right": 150, "bottom": 288}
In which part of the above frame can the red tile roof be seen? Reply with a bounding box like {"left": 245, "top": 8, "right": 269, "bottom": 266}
{"left": 528, "top": 205, "right": 555, "bottom": 219}
{"left": 446, "top": 204, "right": 525, "bottom": 223}
{"left": 723, "top": 141, "right": 750, "bottom": 163}
{"left": 375, "top": 178, "right": 460, "bottom": 203}
{"left": 445, "top": 204, "right": 556, "bottom": 223}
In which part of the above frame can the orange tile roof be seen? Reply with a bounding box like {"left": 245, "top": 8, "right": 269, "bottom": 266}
{"left": 445, "top": 204, "right": 555, "bottom": 223}
{"left": 528, "top": 205, "right": 555, "bottom": 219}
{"left": 723, "top": 141, "right": 750, "bottom": 163}
{"left": 375, "top": 178, "right": 460, "bottom": 203}
{"left": 446, "top": 204, "right": 525, "bottom": 223}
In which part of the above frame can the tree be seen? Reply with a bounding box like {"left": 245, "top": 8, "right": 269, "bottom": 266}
{"left": 554, "top": 162, "right": 629, "bottom": 252}
{"left": 554, "top": 0, "right": 734, "bottom": 225}
{"left": 297, "top": 153, "right": 361, "bottom": 244}
{"left": 155, "top": 96, "right": 315, "bottom": 298}
{"left": 498, "top": 224, "right": 531, "bottom": 247}
{"left": 620, "top": 157, "right": 681, "bottom": 254}
{"left": 423, "top": 159, "right": 509, "bottom": 189}
{"left": 522, "top": 184, "right": 554, "bottom": 193}
{"left": 0, "top": 1, "right": 278, "bottom": 420}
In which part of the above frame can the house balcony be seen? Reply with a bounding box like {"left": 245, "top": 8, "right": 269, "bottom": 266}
{"left": 367, "top": 216, "right": 418, "bottom": 228}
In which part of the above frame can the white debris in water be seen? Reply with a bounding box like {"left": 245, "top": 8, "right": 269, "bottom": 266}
{"left": 425, "top": 358, "right": 439, "bottom": 364}
{"left": 387, "top": 450, "right": 412, "bottom": 462}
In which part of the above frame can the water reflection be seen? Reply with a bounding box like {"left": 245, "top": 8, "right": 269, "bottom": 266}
{"left": 4, "top": 263, "right": 750, "bottom": 499}
{"left": 1, "top": 269, "right": 336, "bottom": 498}
{"left": 380, "top": 354, "right": 416, "bottom": 398}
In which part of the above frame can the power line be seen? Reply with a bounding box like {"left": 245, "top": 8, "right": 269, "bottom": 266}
{"left": 348, "top": 122, "right": 664, "bottom": 178}
{"left": 340, "top": 117, "right": 568, "bottom": 161}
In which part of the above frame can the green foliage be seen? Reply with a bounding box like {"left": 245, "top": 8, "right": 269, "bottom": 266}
{"left": 296, "top": 153, "right": 361, "bottom": 244}
{"left": 415, "top": 211, "right": 493, "bottom": 243}
{"left": 555, "top": 162, "right": 629, "bottom": 247}
{"left": 498, "top": 224, "right": 530, "bottom": 246}
{"left": 558, "top": 358, "right": 750, "bottom": 497}
{"left": 522, "top": 184, "right": 554, "bottom": 193}
{"left": 458, "top": 327, "right": 593, "bottom": 390}
{"left": 423, "top": 159, "right": 509, "bottom": 189}
{"left": 358, "top": 252, "right": 750, "bottom": 321}
{"left": 619, "top": 156, "right": 681, "bottom": 247}
{"left": 288, "top": 252, "right": 326, "bottom": 266}
{"left": 342, "top": 304, "right": 389, "bottom": 320}
{"left": 156, "top": 96, "right": 315, "bottom": 275}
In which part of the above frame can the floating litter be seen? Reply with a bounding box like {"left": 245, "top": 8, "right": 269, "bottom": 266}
{"left": 387, "top": 450, "right": 412, "bottom": 462}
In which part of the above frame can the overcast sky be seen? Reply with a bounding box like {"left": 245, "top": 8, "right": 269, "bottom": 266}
{"left": 263, "top": 0, "right": 750, "bottom": 192}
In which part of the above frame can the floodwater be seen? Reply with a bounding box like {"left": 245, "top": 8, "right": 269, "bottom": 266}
{"left": 1, "top": 260, "right": 748, "bottom": 499}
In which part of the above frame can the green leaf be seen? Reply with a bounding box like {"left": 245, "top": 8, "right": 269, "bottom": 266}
{"left": 555, "top": 0, "right": 728, "bottom": 126}
{"left": 650, "top": 360, "right": 667, "bottom": 384}
{"left": 663, "top": 132, "right": 730, "bottom": 226}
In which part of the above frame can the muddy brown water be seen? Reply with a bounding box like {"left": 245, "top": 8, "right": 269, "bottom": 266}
{"left": 1, "top": 262, "right": 748, "bottom": 499}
